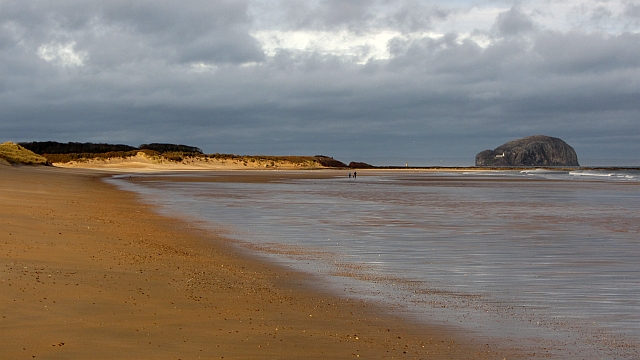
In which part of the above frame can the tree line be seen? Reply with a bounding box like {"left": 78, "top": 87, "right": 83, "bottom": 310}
{"left": 19, "top": 141, "right": 203, "bottom": 155}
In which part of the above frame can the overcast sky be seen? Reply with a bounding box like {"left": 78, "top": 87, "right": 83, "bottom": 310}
{"left": 1, "top": 0, "right": 639, "bottom": 165}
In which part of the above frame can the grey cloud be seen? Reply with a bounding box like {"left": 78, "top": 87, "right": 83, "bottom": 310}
{"left": 377, "top": 30, "right": 639, "bottom": 149}
{"left": 277, "top": 0, "right": 448, "bottom": 33}
{"left": 387, "top": 1, "right": 450, "bottom": 33}
{"left": 532, "top": 31, "right": 640, "bottom": 74}
{"left": 387, "top": 33, "right": 502, "bottom": 79}
{"left": 315, "top": 0, "right": 375, "bottom": 30}
{"left": 176, "top": 33, "right": 265, "bottom": 64}
{"left": 492, "top": 7, "right": 535, "bottom": 37}
{"left": 626, "top": 2, "right": 640, "bottom": 18}
{"left": 0, "top": 0, "right": 264, "bottom": 66}
{"left": 624, "top": 2, "right": 640, "bottom": 27}
{"left": 568, "top": 2, "right": 636, "bottom": 31}
{"left": 589, "top": 6, "right": 613, "bottom": 24}
{"left": 1, "top": 1, "right": 639, "bottom": 165}
{"left": 279, "top": 0, "right": 376, "bottom": 31}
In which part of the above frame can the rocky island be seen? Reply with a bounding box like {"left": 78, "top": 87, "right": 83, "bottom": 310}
{"left": 476, "top": 135, "right": 579, "bottom": 167}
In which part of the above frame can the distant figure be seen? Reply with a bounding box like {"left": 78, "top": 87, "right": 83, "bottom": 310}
{"left": 348, "top": 172, "right": 352, "bottom": 178}
{"left": 353, "top": 171, "right": 357, "bottom": 179}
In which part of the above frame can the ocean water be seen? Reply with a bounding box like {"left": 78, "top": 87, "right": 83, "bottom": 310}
{"left": 107, "top": 169, "right": 640, "bottom": 359}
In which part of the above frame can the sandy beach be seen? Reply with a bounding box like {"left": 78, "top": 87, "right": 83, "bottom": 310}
{"left": 0, "top": 165, "right": 517, "bottom": 359}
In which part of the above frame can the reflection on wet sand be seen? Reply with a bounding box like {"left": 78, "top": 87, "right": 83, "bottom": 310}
{"left": 112, "top": 169, "right": 640, "bottom": 359}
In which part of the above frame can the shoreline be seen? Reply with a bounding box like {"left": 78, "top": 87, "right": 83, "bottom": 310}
{"left": 48, "top": 155, "right": 640, "bottom": 173}
{"left": 0, "top": 165, "right": 519, "bottom": 359}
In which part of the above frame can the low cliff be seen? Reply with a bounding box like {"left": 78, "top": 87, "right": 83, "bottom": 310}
{"left": 476, "top": 135, "right": 579, "bottom": 167}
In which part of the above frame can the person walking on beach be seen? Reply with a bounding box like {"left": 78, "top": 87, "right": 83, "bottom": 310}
{"left": 349, "top": 172, "right": 352, "bottom": 178}
{"left": 353, "top": 171, "right": 357, "bottom": 179}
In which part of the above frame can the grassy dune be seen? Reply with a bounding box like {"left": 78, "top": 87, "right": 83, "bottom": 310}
{"left": 15, "top": 141, "right": 353, "bottom": 169}
{"left": 0, "top": 142, "right": 49, "bottom": 165}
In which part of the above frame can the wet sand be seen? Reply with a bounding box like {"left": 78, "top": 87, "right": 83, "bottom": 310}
{"left": 0, "top": 166, "right": 519, "bottom": 359}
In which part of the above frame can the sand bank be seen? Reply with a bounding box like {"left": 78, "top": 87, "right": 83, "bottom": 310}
{"left": 0, "top": 166, "right": 518, "bottom": 359}
{"left": 51, "top": 152, "right": 322, "bottom": 171}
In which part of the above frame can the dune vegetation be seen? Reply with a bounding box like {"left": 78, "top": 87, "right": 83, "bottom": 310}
{"left": 14, "top": 141, "right": 357, "bottom": 169}
{"left": 0, "top": 142, "right": 49, "bottom": 165}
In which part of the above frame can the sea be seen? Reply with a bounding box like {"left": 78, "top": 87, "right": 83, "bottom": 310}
{"left": 106, "top": 168, "right": 640, "bottom": 359}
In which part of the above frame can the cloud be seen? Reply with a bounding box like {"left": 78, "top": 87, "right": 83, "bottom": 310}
{"left": 533, "top": 31, "right": 640, "bottom": 73}
{"left": 0, "top": 0, "right": 264, "bottom": 67}
{"left": 264, "top": 0, "right": 450, "bottom": 33}
{"left": 37, "top": 41, "right": 87, "bottom": 67}
{"left": 492, "top": 7, "right": 535, "bottom": 37}
{"left": 1, "top": 0, "right": 639, "bottom": 165}
{"left": 387, "top": 1, "right": 450, "bottom": 33}
{"left": 624, "top": 1, "right": 640, "bottom": 27}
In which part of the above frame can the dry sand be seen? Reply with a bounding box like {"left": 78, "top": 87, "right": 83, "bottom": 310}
{"left": 0, "top": 165, "right": 519, "bottom": 359}
{"left": 52, "top": 153, "right": 320, "bottom": 171}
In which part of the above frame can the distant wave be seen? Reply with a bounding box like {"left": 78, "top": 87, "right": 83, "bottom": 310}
{"left": 570, "top": 170, "right": 639, "bottom": 181}
{"left": 520, "top": 169, "right": 567, "bottom": 174}
{"left": 466, "top": 169, "right": 640, "bottom": 182}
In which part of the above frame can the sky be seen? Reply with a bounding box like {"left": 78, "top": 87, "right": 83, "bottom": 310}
{"left": 1, "top": 0, "right": 639, "bottom": 166}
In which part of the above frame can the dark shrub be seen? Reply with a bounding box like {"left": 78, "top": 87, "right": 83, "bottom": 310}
{"left": 19, "top": 141, "right": 137, "bottom": 154}
{"left": 139, "top": 143, "right": 203, "bottom": 154}
{"left": 314, "top": 156, "right": 347, "bottom": 167}
{"left": 348, "top": 162, "right": 375, "bottom": 169}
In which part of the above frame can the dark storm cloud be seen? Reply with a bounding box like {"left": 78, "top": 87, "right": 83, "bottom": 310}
{"left": 1, "top": 1, "right": 639, "bottom": 165}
